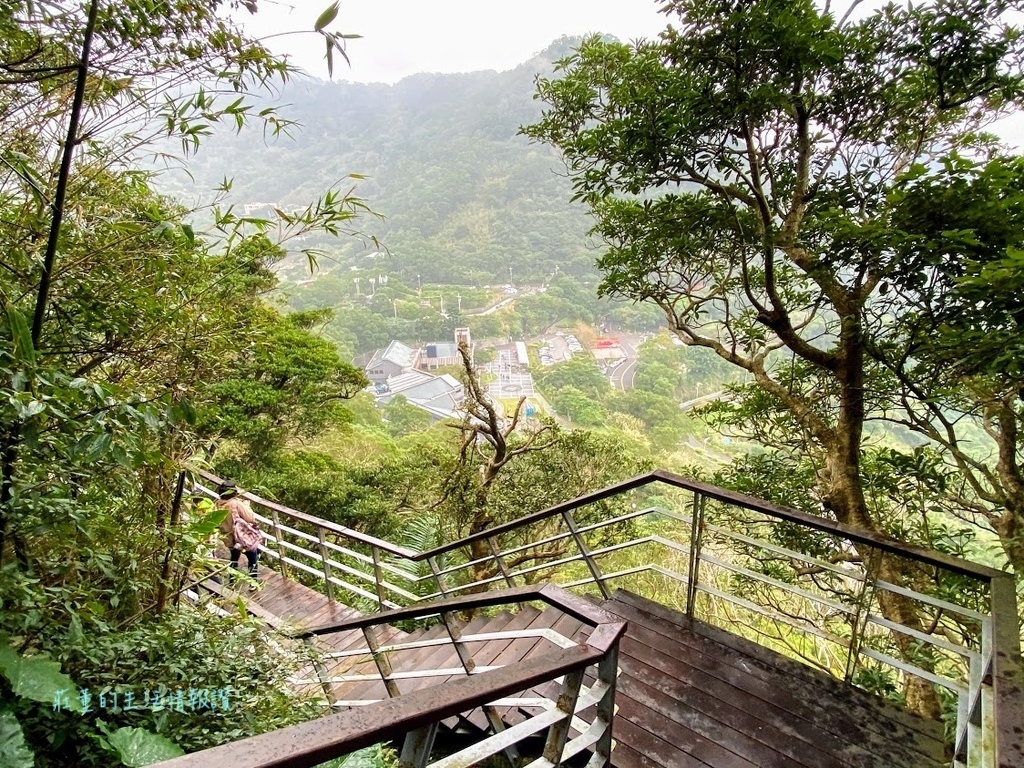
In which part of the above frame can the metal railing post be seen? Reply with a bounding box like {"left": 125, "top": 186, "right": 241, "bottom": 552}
{"left": 844, "top": 548, "right": 877, "bottom": 684}
{"left": 685, "top": 491, "right": 706, "bottom": 618}
{"left": 541, "top": 667, "right": 585, "bottom": 765}
{"left": 303, "top": 636, "right": 338, "bottom": 708}
{"left": 371, "top": 544, "right": 387, "bottom": 611}
{"left": 399, "top": 723, "right": 438, "bottom": 768}
{"left": 269, "top": 508, "right": 288, "bottom": 577}
{"left": 486, "top": 535, "right": 516, "bottom": 589}
{"left": 428, "top": 556, "right": 449, "bottom": 597}
{"left": 362, "top": 625, "right": 401, "bottom": 699}
{"left": 316, "top": 528, "right": 335, "bottom": 602}
{"left": 562, "top": 508, "right": 610, "bottom": 599}
{"left": 439, "top": 610, "right": 520, "bottom": 766}
{"left": 593, "top": 643, "right": 619, "bottom": 766}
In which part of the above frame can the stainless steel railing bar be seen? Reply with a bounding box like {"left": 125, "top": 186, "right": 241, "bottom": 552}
{"left": 696, "top": 582, "right": 850, "bottom": 648}
{"left": 702, "top": 520, "right": 867, "bottom": 580}
{"left": 699, "top": 552, "right": 858, "bottom": 615}
{"left": 874, "top": 579, "right": 988, "bottom": 621}
{"left": 858, "top": 647, "right": 966, "bottom": 694}
{"left": 865, "top": 612, "right": 979, "bottom": 661}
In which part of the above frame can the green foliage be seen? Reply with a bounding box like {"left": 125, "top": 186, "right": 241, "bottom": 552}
{"left": 537, "top": 356, "right": 609, "bottom": 400}
{"left": 0, "top": 644, "right": 84, "bottom": 712}
{"left": 525, "top": 0, "right": 1024, "bottom": 610}
{"left": 0, "top": 3, "right": 374, "bottom": 765}
{"left": 200, "top": 307, "right": 368, "bottom": 460}
{"left": 162, "top": 42, "right": 613, "bottom": 289}
{"left": 883, "top": 154, "right": 1024, "bottom": 381}
{"left": 96, "top": 722, "right": 184, "bottom": 766}
{"left": 549, "top": 387, "right": 608, "bottom": 427}
{"left": 0, "top": 709, "right": 33, "bottom": 768}
{"left": 216, "top": 449, "right": 405, "bottom": 538}
{"left": 381, "top": 396, "right": 433, "bottom": 437}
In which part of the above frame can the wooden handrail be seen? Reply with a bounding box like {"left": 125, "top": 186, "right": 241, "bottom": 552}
{"left": 298, "top": 582, "right": 620, "bottom": 641}
{"left": 156, "top": 645, "right": 605, "bottom": 768}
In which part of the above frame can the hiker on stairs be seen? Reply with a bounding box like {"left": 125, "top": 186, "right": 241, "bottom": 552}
{"left": 217, "top": 481, "right": 261, "bottom": 587}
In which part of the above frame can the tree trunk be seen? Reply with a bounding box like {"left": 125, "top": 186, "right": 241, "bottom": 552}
{"left": 994, "top": 508, "right": 1024, "bottom": 579}
{"left": 822, "top": 325, "right": 943, "bottom": 719}
{"left": 154, "top": 471, "right": 187, "bottom": 614}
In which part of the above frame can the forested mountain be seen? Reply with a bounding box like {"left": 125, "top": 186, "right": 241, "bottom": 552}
{"left": 161, "top": 37, "right": 600, "bottom": 285}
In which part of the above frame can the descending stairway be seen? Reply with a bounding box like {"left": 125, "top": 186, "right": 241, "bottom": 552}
{"left": 298, "top": 584, "right": 947, "bottom": 768}
{"left": 199, "top": 564, "right": 948, "bottom": 768}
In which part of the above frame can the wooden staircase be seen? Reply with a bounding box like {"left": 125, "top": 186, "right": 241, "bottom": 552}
{"left": 181, "top": 469, "right": 1022, "bottom": 768}
{"left": 280, "top": 582, "right": 946, "bottom": 768}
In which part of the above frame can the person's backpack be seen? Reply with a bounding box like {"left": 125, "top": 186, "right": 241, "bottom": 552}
{"left": 232, "top": 514, "right": 261, "bottom": 552}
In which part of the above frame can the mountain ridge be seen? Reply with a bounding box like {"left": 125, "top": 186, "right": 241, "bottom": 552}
{"left": 159, "top": 36, "right": 602, "bottom": 285}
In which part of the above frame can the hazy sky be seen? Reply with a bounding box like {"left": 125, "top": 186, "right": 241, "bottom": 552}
{"left": 236, "top": 0, "right": 670, "bottom": 83}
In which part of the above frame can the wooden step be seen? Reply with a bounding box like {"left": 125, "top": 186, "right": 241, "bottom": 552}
{"left": 604, "top": 589, "right": 948, "bottom": 768}
{"left": 611, "top": 589, "right": 946, "bottom": 751}
{"left": 605, "top": 601, "right": 944, "bottom": 768}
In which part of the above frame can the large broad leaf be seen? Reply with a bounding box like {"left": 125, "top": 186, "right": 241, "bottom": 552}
{"left": 0, "top": 644, "right": 83, "bottom": 712}
{"left": 0, "top": 710, "right": 35, "bottom": 768}
{"left": 102, "top": 725, "right": 184, "bottom": 766}
{"left": 188, "top": 505, "right": 227, "bottom": 537}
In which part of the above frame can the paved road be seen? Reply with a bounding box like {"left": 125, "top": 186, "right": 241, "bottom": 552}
{"left": 611, "top": 339, "right": 639, "bottom": 390}
{"left": 679, "top": 390, "right": 726, "bottom": 411}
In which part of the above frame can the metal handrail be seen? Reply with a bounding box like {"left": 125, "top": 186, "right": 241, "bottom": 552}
{"left": 192, "top": 466, "right": 1002, "bottom": 581}
{"left": 159, "top": 585, "right": 626, "bottom": 768}
{"left": 189, "top": 467, "right": 1024, "bottom": 767}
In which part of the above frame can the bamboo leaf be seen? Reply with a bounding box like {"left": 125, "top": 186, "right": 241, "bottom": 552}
{"left": 3, "top": 303, "right": 35, "bottom": 366}
{"left": 314, "top": 1, "right": 339, "bottom": 32}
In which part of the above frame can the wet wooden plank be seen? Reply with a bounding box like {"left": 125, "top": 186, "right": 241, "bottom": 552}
{"left": 618, "top": 637, "right": 870, "bottom": 768}
{"left": 610, "top": 590, "right": 947, "bottom": 756}
{"left": 604, "top": 599, "right": 947, "bottom": 768}
{"left": 610, "top": 741, "right": 664, "bottom": 768}
{"left": 301, "top": 601, "right": 360, "bottom": 629}
{"left": 616, "top": 677, "right": 767, "bottom": 768}
{"left": 610, "top": 716, "right": 712, "bottom": 768}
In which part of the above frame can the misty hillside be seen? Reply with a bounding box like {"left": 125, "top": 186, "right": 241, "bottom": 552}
{"left": 159, "top": 37, "right": 604, "bottom": 286}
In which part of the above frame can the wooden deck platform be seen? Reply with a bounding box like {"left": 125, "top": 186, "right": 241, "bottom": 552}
{"left": 200, "top": 567, "right": 948, "bottom": 768}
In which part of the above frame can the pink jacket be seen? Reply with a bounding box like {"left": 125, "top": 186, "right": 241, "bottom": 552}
{"left": 218, "top": 497, "right": 256, "bottom": 550}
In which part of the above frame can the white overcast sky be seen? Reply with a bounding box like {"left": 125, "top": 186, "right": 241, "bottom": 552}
{"left": 236, "top": 0, "right": 671, "bottom": 83}
{"left": 235, "top": 0, "right": 1022, "bottom": 145}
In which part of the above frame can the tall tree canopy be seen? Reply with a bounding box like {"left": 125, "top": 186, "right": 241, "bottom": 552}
{"left": 0, "top": 2, "right": 371, "bottom": 764}
{"left": 526, "top": 0, "right": 1024, "bottom": 717}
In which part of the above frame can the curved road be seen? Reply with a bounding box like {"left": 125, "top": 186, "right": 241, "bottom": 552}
{"left": 611, "top": 339, "right": 639, "bottom": 390}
